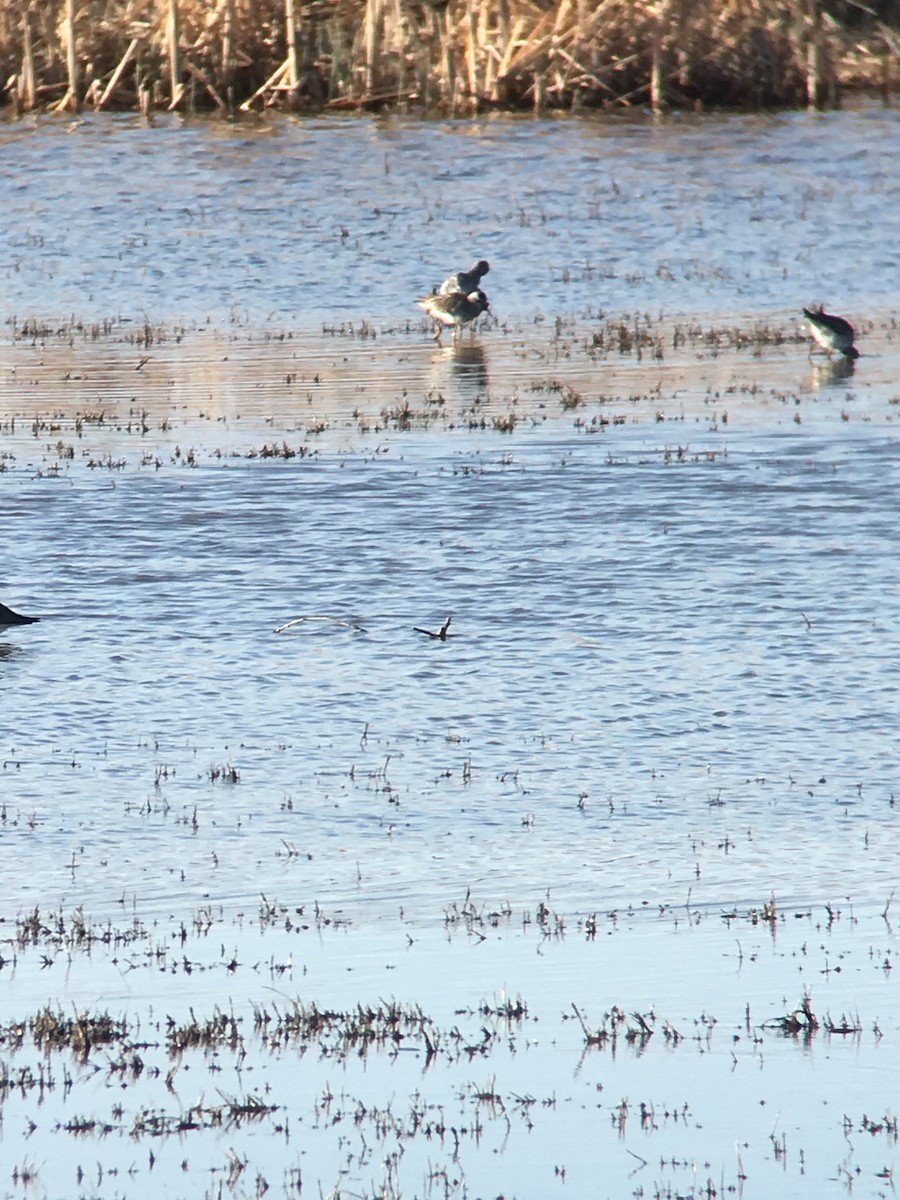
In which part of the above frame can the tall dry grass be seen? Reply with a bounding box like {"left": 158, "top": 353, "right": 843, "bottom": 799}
{"left": 0, "top": 0, "right": 895, "bottom": 115}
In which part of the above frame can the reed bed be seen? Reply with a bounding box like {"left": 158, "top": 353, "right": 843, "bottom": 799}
{"left": 0, "top": 0, "right": 896, "bottom": 116}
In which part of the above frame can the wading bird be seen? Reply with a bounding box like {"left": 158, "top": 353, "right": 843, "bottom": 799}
{"left": 418, "top": 289, "right": 490, "bottom": 342}
{"left": 438, "top": 259, "right": 490, "bottom": 296}
{"left": 803, "top": 306, "right": 859, "bottom": 360}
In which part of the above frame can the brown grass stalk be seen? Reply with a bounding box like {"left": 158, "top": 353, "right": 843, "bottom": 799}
{"left": 0, "top": 0, "right": 894, "bottom": 116}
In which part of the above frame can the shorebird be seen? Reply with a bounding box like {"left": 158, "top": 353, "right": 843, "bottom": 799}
{"left": 418, "top": 289, "right": 490, "bottom": 341}
{"left": 803, "top": 306, "right": 859, "bottom": 360}
{"left": 0, "top": 602, "right": 39, "bottom": 626}
{"left": 438, "top": 259, "right": 490, "bottom": 296}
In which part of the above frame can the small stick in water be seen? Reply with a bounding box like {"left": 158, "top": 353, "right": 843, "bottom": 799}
{"left": 413, "top": 616, "right": 453, "bottom": 640}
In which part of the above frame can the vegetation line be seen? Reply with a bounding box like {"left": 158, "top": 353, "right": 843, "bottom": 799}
{"left": 0, "top": 0, "right": 896, "bottom": 117}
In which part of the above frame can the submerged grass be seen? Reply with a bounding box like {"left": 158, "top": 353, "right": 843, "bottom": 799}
{"left": 1, "top": 311, "right": 886, "bottom": 482}
{"left": 0, "top": 852, "right": 897, "bottom": 1197}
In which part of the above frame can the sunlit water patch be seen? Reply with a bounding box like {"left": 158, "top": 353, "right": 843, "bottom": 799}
{"left": 1, "top": 104, "right": 900, "bottom": 328}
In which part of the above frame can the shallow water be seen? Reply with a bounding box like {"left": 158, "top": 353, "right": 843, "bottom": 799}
{"left": 1, "top": 107, "right": 899, "bottom": 1200}
{"left": 3, "top": 102, "right": 900, "bottom": 327}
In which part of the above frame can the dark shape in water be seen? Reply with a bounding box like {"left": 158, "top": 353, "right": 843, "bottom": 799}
{"left": 413, "top": 616, "right": 453, "bottom": 640}
{"left": 803, "top": 306, "right": 859, "bottom": 359}
{"left": 0, "top": 602, "right": 39, "bottom": 626}
{"left": 450, "top": 341, "right": 488, "bottom": 388}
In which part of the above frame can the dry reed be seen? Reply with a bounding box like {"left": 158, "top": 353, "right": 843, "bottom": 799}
{"left": 0, "top": 0, "right": 895, "bottom": 116}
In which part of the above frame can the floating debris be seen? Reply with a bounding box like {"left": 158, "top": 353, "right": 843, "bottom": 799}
{"left": 273, "top": 614, "right": 366, "bottom": 635}
{"left": 413, "top": 615, "right": 453, "bottom": 640}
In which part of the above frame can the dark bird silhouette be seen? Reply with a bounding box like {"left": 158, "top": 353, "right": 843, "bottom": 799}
{"left": 0, "top": 602, "right": 39, "bottom": 626}
{"left": 438, "top": 259, "right": 490, "bottom": 296}
{"left": 803, "top": 306, "right": 859, "bottom": 359}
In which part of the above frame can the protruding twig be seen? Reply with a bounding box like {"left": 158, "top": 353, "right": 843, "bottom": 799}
{"left": 571, "top": 1002, "right": 607, "bottom": 1046}
{"left": 274, "top": 614, "right": 365, "bottom": 634}
{"left": 570, "top": 1002, "right": 592, "bottom": 1040}
{"left": 413, "top": 615, "right": 453, "bottom": 640}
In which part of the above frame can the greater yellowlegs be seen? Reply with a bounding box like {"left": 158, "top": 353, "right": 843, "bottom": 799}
{"left": 418, "top": 289, "right": 490, "bottom": 341}
{"left": 803, "top": 306, "right": 859, "bottom": 360}
{"left": 438, "top": 259, "right": 490, "bottom": 296}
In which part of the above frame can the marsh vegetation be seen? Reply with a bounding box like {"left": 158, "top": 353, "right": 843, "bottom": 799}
{"left": 1, "top": 0, "right": 897, "bottom": 115}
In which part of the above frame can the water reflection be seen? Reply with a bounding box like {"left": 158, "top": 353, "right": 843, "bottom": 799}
{"left": 425, "top": 339, "right": 489, "bottom": 400}
{"left": 450, "top": 341, "right": 488, "bottom": 390}
{"left": 808, "top": 356, "right": 856, "bottom": 388}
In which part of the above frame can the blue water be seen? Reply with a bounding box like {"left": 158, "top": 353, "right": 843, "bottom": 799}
{"left": 2, "top": 103, "right": 899, "bottom": 330}
{"left": 0, "top": 108, "right": 899, "bottom": 1200}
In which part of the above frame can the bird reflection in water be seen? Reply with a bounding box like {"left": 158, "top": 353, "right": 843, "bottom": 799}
{"left": 448, "top": 341, "right": 488, "bottom": 390}
{"left": 425, "top": 341, "right": 489, "bottom": 413}
{"left": 808, "top": 355, "right": 856, "bottom": 390}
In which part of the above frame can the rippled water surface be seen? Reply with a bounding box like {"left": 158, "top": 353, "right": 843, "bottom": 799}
{"left": 1, "top": 107, "right": 900, "bottom": 1200}
{"left": 3, "top": 103, "right": 900, "bottom": 326}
